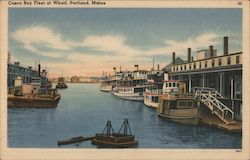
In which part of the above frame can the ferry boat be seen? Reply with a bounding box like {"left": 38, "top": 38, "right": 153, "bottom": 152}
{"left": 112, "top": 68, "right": 152, "bottom": 101}
{"left": 156, "top": 81, "right": 198, "bottom": 125}
{"left": 144, "top": 82, "right": 164, "bottom": 108}
{"left": 144, "top": 70, "right": 165, "bottom": 108}
{"left": 8, "top": 69, "right": 61, "bottom": 108}
{"left": 99, "top": 68, "right": 122, "bottom": 92}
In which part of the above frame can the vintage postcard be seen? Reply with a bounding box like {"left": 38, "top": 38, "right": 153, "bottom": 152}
{"left": 0, "top": 0, "right": 249, "bottom": 160}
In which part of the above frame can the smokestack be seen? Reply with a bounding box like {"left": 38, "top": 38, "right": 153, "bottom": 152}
{"left": 153, "top": 58, "right": 155, "bottom": 70}
{"left": 172, "top": 52, "right": 176, "bottom": 64}
{"left": 209, "top": 45, "right": 213, "bottom": 58}
{"left": 38, "top": 63, "right": 41, "bottom": 77}
{"left": 188, "top": 48, "right": 191, "bottom": 62}
{"left": 8, "top": 51, "right": 11, "bottom": 63}
{"left": 224, "top": 36, "right": 228, "bottom": 55}
{"left": 134, "top": 65, "right": 139, "bottom": 71}
{"left": 113, "top": 67, "right": 116, "bottom": 74}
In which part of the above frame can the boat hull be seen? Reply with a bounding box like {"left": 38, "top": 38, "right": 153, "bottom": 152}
{"left": 56, "top": 83, "right": 68, "bottom": 89}
{"left": 112, "top": 91, "right": 144, "bottom": 101}
{"left": 8, "top": 95, "right": 61, "bottom": 108}
{"left": 144, "top": 93, "right": 163, "bottom": 108}
{"left": 156, "top": 109, "right": 198, "bottom": 125}
{"left": 144, "top": 100, "right": 158, "bottom": 108}
{"left": 100, "top": 84, "right": 113, "bottom": 92}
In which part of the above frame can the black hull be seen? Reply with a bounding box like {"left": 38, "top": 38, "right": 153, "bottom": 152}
{"left": 8, "top": 95, "right": 61, "bottom": 108}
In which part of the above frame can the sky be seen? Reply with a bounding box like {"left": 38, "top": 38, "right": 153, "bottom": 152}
{"left": 8, "top": 8, "right": 242, "bottom": 77}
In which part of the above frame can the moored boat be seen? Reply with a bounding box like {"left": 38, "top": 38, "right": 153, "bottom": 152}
{"left": 99, "top": 67, "right": 122, "bottom": 92}
{"left": 112, "top": 66, "right": 152, "bottom": 101}
{"left": 156, "top": 81, "right": 198, "bottom": 125}
{"left": 8, "top": 90, "right": 61, "bottom": 108}
{"left": 8, "top": 68, "right": 61, "bottom": 108}
{"left": 156, "top": 94, "right": 198, "bottom": 125}
{"left": 144, "top": 72, "right": 180, "bottom": 108}
{"left": 144, "top": 82, "right": 164, "bottom": 108}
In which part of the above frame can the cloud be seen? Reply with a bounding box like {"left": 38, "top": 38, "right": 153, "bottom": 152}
{"left": 12, "top": 26, "right": 79, "bottom": 57}
{"left": 11, "top": 25, "right": 241, "bottom": 76}
{"left": 144, "top": 32, "right": 219, "bottom": 57}
{"left": 82, "top": 35, "right": 140, "bottom": 56}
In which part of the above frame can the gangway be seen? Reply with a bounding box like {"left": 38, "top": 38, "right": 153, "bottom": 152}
{"left": 193, "top": 87, "right": 235, "bottom": 125}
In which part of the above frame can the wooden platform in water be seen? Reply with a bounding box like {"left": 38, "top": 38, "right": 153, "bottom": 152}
{"left": 199, "top": 112, "right": 242, "bottom": 132}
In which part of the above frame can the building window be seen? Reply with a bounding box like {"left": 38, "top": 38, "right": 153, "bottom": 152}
{"left": 193, "top": 63, "right": 196, "bottom": 69}
{"left": 227, "top": 57, "right": 231, "bottom": 65}
{"left": 184, "top": 64, "right": 186, "bottom": 70}
{"left": 176, "top": 66, "right": 178, "bottom": 71}
{"left": 199, "top": 62, "right": 201, "bottom": 68}
{"left": 189, "top": 64, "right": 191, "bottom": 69}
{"left": 212, "top": 59, "right": 215, "bottom": 67}
{"left": 236, "top": 56, "right": 240, "bottom": 64}
{"left": 218, "top": 59, "right": 222, "bottom": 66}
{"left": 205, "top": 61, "right": 207, "bottom": 68}
{"left": 180, "top": 65, "right": 183, "bottom": 71}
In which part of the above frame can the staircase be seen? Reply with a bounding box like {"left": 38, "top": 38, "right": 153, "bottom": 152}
{"left": 193, "top": 87, "right": 235, "bottom": 125}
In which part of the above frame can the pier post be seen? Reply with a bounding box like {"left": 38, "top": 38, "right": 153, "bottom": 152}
{"left": 202, "top": 74, "right": 205, "bottom": 88}
{"left": 188, "top": 75, "right": 192, "bottom": 93}
{"left": 218, "top": 72, "right": 224, "bottom": 95}
{"left": 231, "top": 76, "right": 234, "bottom": 111}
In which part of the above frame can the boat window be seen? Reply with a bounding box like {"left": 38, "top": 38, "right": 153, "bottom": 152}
{"left": 173, "top": 83, "right": 176, "bottom": 87}
{"left": 187, "top": 102, "right": 193, "bottom": 107}
{"left": 134, "top": 88, "right": 143, "bottom": 93}
{"left": 152, "top": 96, "right": 159, "bottom": 103}
{"left": 177, "top": 101, "right": 194, "bottom": 109}
{"left": 169, "top": 101, "right": 177, "bottom": 109}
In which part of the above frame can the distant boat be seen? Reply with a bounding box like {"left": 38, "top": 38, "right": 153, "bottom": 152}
{"left": 91, "top": 119, "right": 138, "bottom": 148}
{"left": 56, "top": 77, "right": 68, "bottom": 89}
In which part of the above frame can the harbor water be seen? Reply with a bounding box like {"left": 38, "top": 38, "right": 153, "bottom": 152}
{"left": 8, "top": 83, "right": 241, "bottom": 148}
